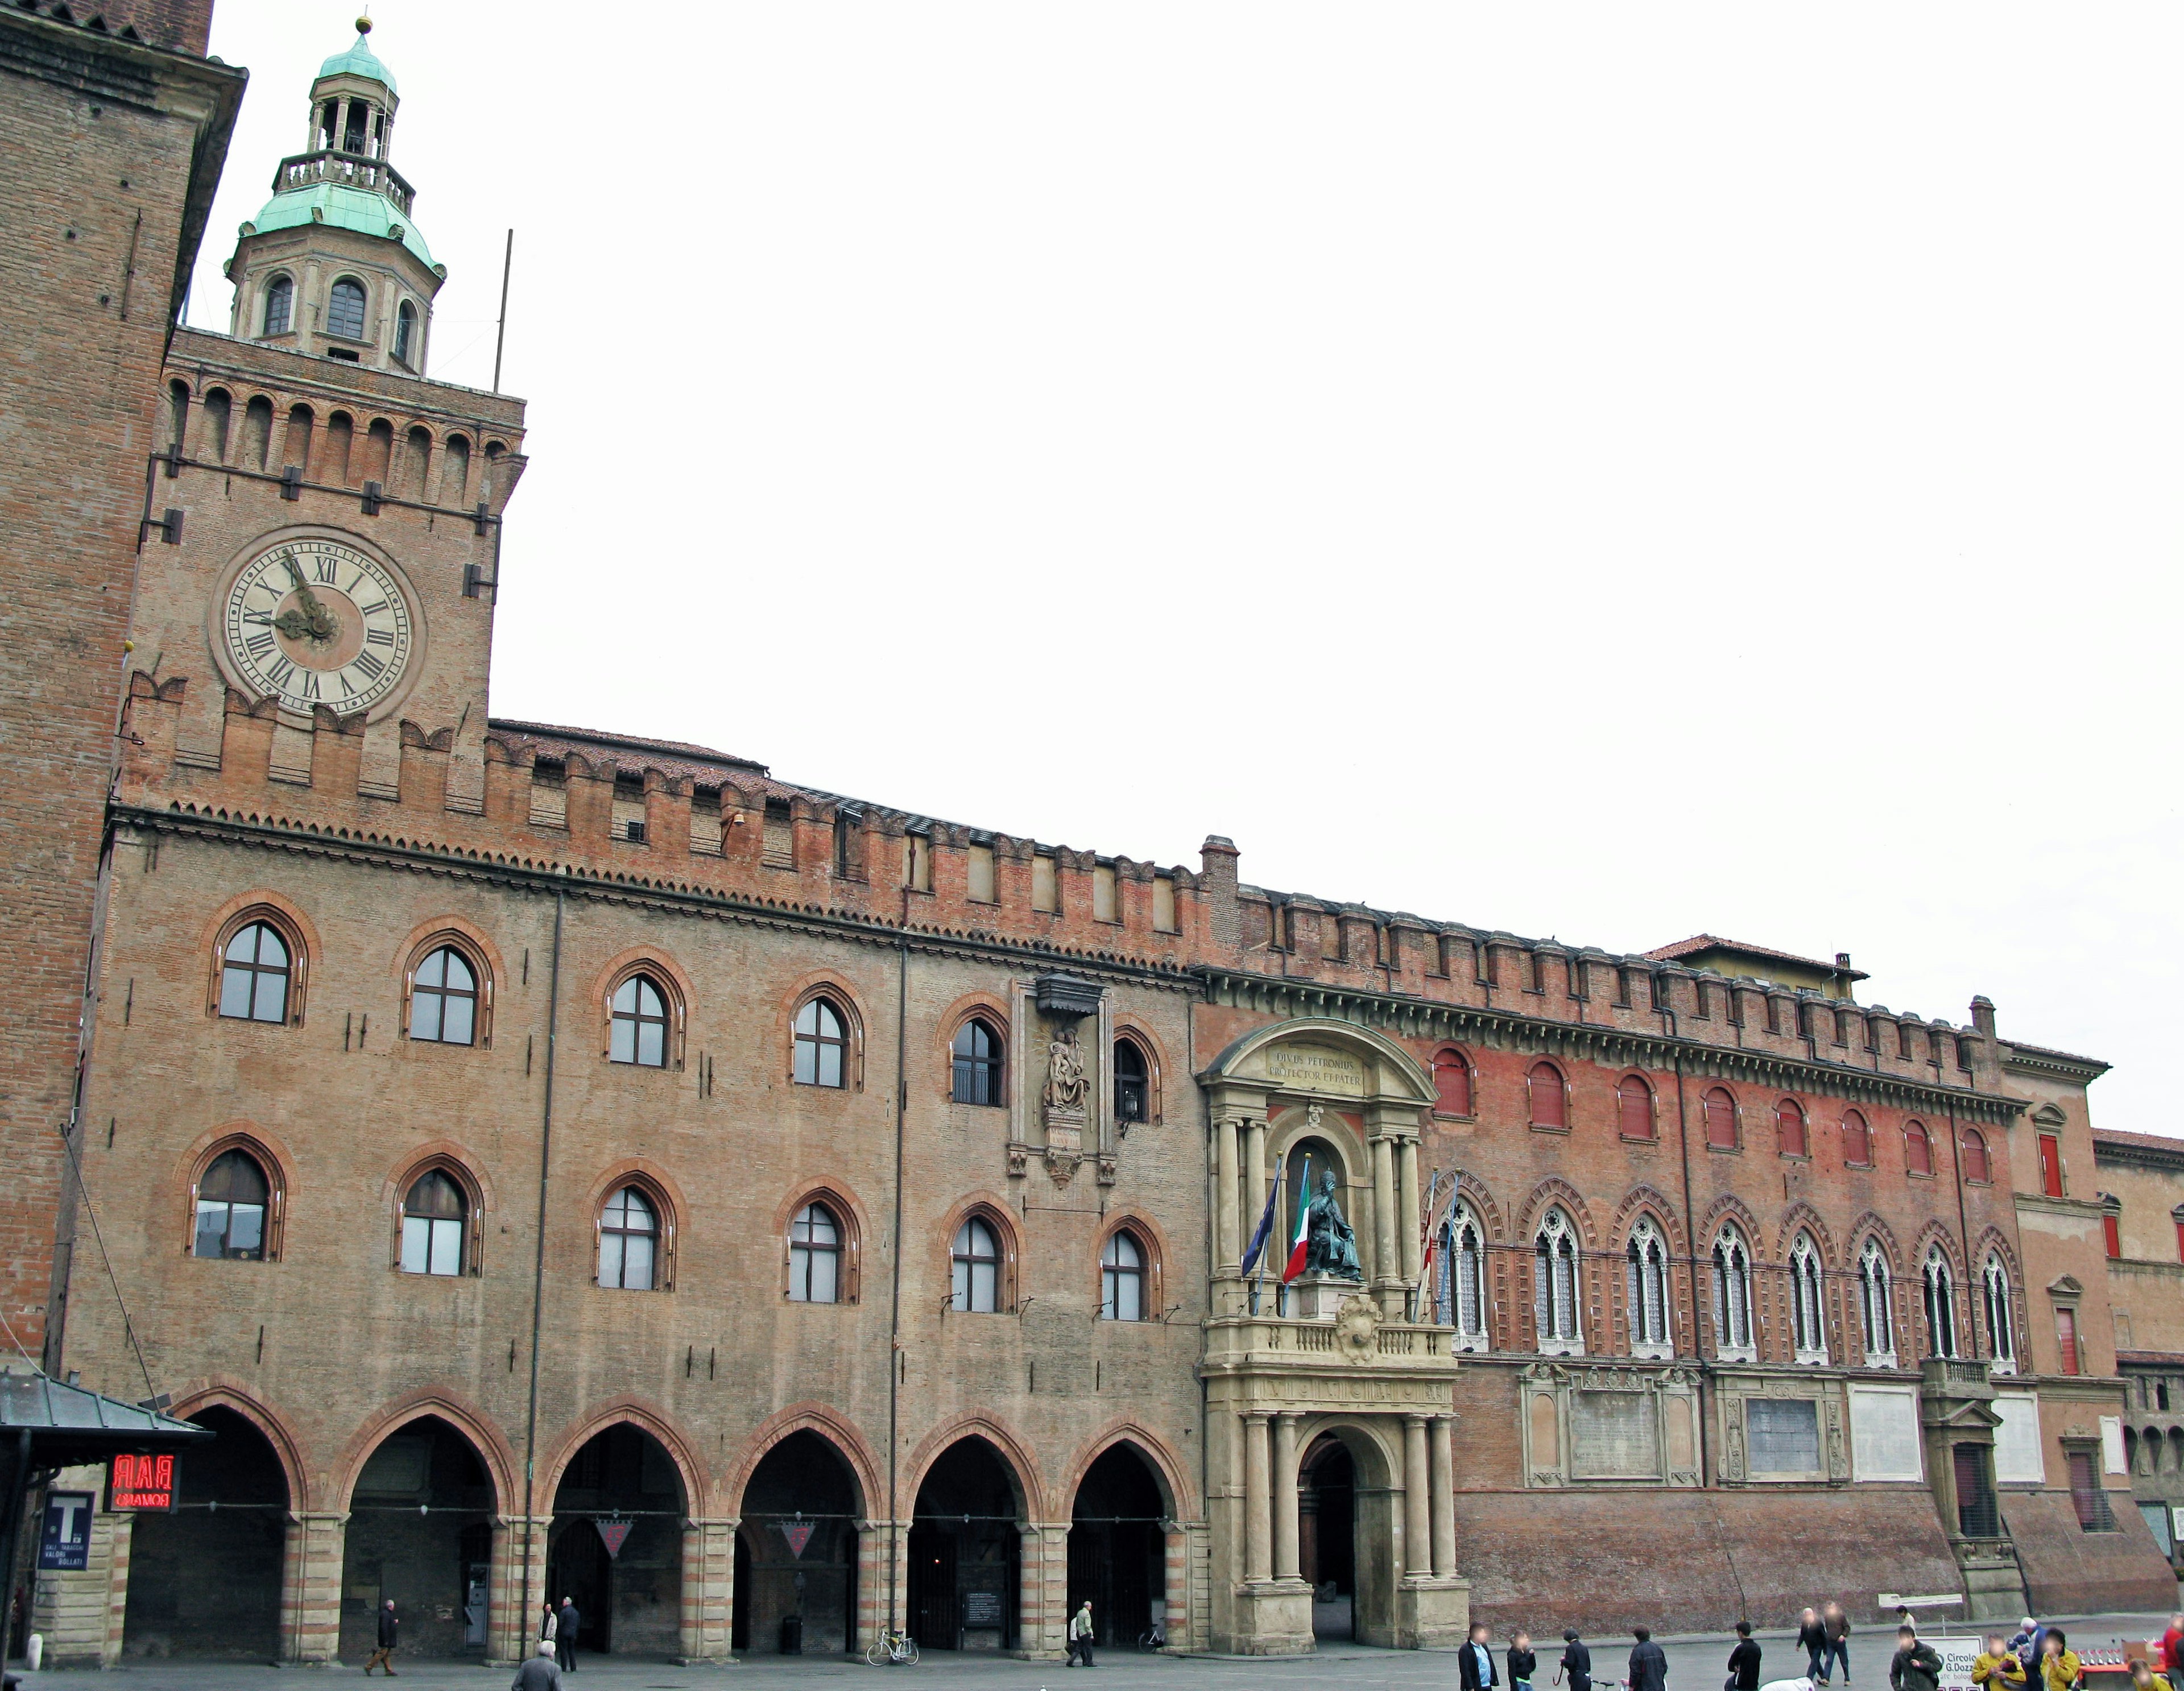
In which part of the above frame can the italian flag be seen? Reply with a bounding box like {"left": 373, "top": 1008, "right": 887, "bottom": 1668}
{"left": 1281, "top": 1158, "right": 1312, "bottom": 1283}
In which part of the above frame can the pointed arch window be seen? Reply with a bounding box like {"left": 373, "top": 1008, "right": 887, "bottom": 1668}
{"left": 1711, "top": 1224, "right": 1755, "bottom": 1358}
{"left": 1625, "top": 1218, "right": 1671, "bottom": 1356}
{"left": 1776, "top": 1097, "right": 1809, "bottom": 1158}
{"left": 394, "top": 299, "right": 417, "bottom": 366}
{"left": 1702, "top": 1087, "right": 1739, "bottom": 1150}
{"left": 328, "top": 277, "right": 367, "bottom": 341}
{"left": 1790, "top": 1233, "right": 1827, "bottom": 1362}
{"left": 1982, "top": 1254, "right": 2016, "bottom": 1373}
{"left": 1617, "top": 1076, "right": 1656, "bottom": 1142}
{"left": 1905, "top": 1119, "right": 1934, "bottom": 1176}
{"left": 1433, "top": 1048, "right": 1474, "bottom": 1117}
{"left": 789, "top": 1201, "right": 841, "bottom": 1303}
{"left": 1533, "top": 1209, "right": 1582, "bottom": 1354}
{"left": 1436, "top": 1203, "right": 1487, "bottom": 1352}
{"left": 950, "top": 1017, "right": 1003, "bottom": 1106}
{"left": 262, "top": 274, "right": 293, "bottom": 337}
{"left": 1101, "top": 1229, "right": 1147, "bottom": 1321}
{"left": 192, "top": 1149, "right": 270, "bottom": 1260}
{"left": 1842, "top": 1109, "right": 1872, "bottom": 1167}
{"left": 1114, "top": 1036, "right": 1151, "bottom": 1125}
{"left": 1922, "top": 1245, "right": 1958, "bottom": 1358}
{"left": 1959, "top": 1127, "right": 1991, "bottom": 1184}
{"left": 793, "top": 996, "right": 847, "bottom": 1087}
{"left": 951, "top": 1215, "right": 1002, "bottom": 1312}
{"left": 1528, "top": 1062, "right": 1567, "bottom": 1131}
{"left": 610, "top": 973, "right": 669, "bottom": 1067}
{"left": 1858, "top": 1240, "right": 1897, "bottom": 1365}
{"left": 408, "top": 945, "right": 479, "bottom": 1045}
{"left": 598, "top": 1186, "right": 660, "bottom": 1290}
{"left": 399, "top": 1170, "right": 468, "bottom": 1277}
{"left": 218, "top": 919, "right": 293, "bottom": 1023}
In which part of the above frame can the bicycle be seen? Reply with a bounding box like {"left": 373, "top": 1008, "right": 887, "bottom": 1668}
{"left": 866, "top": 1628, "right": 920, "bottom": 1666}
{"left": 1138, "top": 1618, "right": 1168, "bottom": 1652}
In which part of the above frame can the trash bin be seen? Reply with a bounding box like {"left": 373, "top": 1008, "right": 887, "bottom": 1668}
{"left": 780, "top": 1614, "right": 803, "bottom": 1655}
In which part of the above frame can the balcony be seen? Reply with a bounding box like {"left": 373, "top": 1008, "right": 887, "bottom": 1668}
{"left": 271, "top": 150, "right": 416, "bottom": 218}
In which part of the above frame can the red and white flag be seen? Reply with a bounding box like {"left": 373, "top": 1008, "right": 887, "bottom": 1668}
{"left": 1280, "top": 1158, "right": 1313, "bottom": 1283}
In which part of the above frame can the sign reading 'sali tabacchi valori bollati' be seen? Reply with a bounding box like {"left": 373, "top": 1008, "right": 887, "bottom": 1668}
{"left": 107, "top": 1452, "right": 177, "bottom": 1512}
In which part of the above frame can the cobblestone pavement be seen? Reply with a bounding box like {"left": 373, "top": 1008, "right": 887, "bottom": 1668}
{"left": 11, "top": 1614, "right": 2173, "bottom": 1690}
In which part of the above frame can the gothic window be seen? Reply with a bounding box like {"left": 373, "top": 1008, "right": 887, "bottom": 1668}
{"left": 951, "top": 1215, "right": 1002, "bottom": 1312}
{"left": 1433, "top": 1048, "right": 1474, "bottom": 1117}
{"left": 1777, "top": 1097, "right": 1809, "bottom": 1158}
{"left": 328, "top": 277, "right": 368, "bottom": 341}
{"left": 1960, "top": 1128, "right": 1991, "bottom": 1183}
{"left": 1437, "top": 1204, "right": 1487, "bottom": 1351}
{"left": 1905, "top": 1119, "right": 1934, "bottom": 1176}
{"left": 1533, "top": 1208, "right": 1582, "bottom": 1353}
{"left": 1528, "top": 1062, "right": 1567, "bottom": 1131}
{"left": 192, "top": 1149, "right": 270, "bottom": 1260}
{"left": 1922, "top": 1246, "right": 1958, "bottom": 1358}
{"left": 1842, "top": 1109, "right": 1872, "bottom": 1167}
{"left": 1703, "top": 1087, "right": 1739, "bottom": 1150}
{"left": 598, "top": 1186, "right": 660, "bottom": 1290}
{"left": 1114, "top": 1036, "right": 1150, "bottom": 1125}
{"left": 793, "top": 996, "right": 847, "bottom": 1087}
{"left": 1982, "top": 1254, "right": 2016, "bottom": 1370}
{"left": 1102, "top": 1229, "right": 1147, "bottom": 1321}
{"left": 394, "top": 300, "right": 417, "bottom": 365}
{"left": 789, "top": 1202, "right": 841, "bottom": 1303}
{"left": 1858, "top": 1240, "right": 1896, "bottom": 1363}
{"left": 1626, "top": 1217, "right": 1670, "bottom": 1353}
{"left": 610, "top": 973, "right": 669, "bottom": 1067}
{"left": 1791, "top": 1233, "right": 1827, "bottom": 1362}
{"left": 218, "top": 920, "right": 293, "bottom": 1023}
{"left": 408, "top": 945, "right": 479, "bottom": 1045}
{"left": 399, "top": 1170, "right": 468, "bottom": 1276}
{"left": 1712, "top": 1224, "right": 1755, "bottom": 1357}
{"left": 951, "top": 1017, "right": 1003, "bottom": 1106}
{"left": 1617, "top": 1075, "right": 1656, "bottom": 1142}
{"left": 262, "top": 274, "right": 293, "bottom": 337}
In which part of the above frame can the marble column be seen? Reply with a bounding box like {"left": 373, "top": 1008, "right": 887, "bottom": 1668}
{"left": 1272, "top": 1414, "right": 1301, "bottom": 1581}
{"left": 680, "top": 1516, "right": 737, "bottom": 1661}
{"left": 279, "top": 1510, "right": 349, "bottom": 1664}
{"left": 1402, "top": 1416, "right": 1432, "bottom": 1578}
{"left": 1245, "top": 1118, "right": 1268, "bottom": 1285}
{"left": 1243, "top": 1412, "right": 1273, "bottom": 1583}
{"left": 1430, "top": 1415, "right": 1459, "bottom": 1577}
{"left": 1215, "top": 1117, "right": 1242, "bottom": 1304}
{"left": 1398, "top": 1137, "right": 1424, "bottom": 1288}
{"left": 1372, "top": 1137, "right": 1399, "bottom": 1302}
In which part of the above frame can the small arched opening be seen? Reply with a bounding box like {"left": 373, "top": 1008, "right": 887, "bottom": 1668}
{"left": 340, "top": 1415, "right": 498, "bottom": 1659}
{"left": 548, "top": 1423, "right": 688, "bottom": 1656}
{"left": 732, "top": 1430, "right": 862, "bottom": 1656}
{"left": 908, "top": 1436, "right": 1023, "bottom": 1652}
{"left": 121, "top": 1405, "right": 288, "bottom": 1660}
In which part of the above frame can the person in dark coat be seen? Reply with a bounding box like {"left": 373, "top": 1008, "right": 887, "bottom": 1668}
{"left": 1730, "top": 1622, "right": 1764, "bottom": 1691}
{"left": 1891, "top": 1627, "right": 1943, "bottom": 1691}
{"left": 557, "top": 1597, "right": 580, "bottom": 1672}
{"left": 1511, "top": 1631, "right": 1538, "bottom": 1691}
{"left": 1462, "top": 1623, "right": 1502, "bottom": 1691}
{"left": 1801, "top": 1610, "right": 1833, "bottom": 1683}
{"left": 1631, "top": 1626, "right": 1670, "bottom": 1691}
{"left": 363, "top": 1598, "right": 400, "bottom": 1675}
{"left": 1561, "top": 1630, "right": 1595, "bottom": 1691}
{"left": 1823, "top": 1603, "right": 1854, "bottom": 1686}
{"left": 511, "top": 1640, "right": 566, "bottom": 1691}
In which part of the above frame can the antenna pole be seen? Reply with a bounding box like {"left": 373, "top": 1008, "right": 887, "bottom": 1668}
{"left": 491, "top": 229, "right": 514, "bottom": 392}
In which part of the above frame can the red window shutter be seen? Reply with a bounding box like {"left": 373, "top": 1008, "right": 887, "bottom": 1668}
{"left": 2175, "top": 1217, "right": 2184, "bottom": 1266}
{"left": 1960, "top": 1130, "right": 1988, "bottom": 1183}
{"left": 1906, "top": 1123, "right": 1932, "bottom": 1176}
{"left": 2038, "top": 1134, "right": 2063, "bottom": 1198}
{"left": 2056, "top": 1307, "right": 2079, "bottom": 1375}
{"left": 1435, "top": 1054, "right": 1471, "bottom": 1117}
{"left": 2103, "top": 1215, "right": 2121, "bottom": 1259}
{"left": 1619, "top": 1079, "right": 1653, "bottom": 1141}
{"left": 1704, "top": 1088, "right": 1736, "bottom": 1149}
{"left": 1777, "top": 1099, "right": 1807, "bottom": 1158}
{"left": 1843, "top": 1112, "right": 1869, "bottom": 1165}
{"left": 1530, "top": 1063, "right": 1565, "bottom": 1130}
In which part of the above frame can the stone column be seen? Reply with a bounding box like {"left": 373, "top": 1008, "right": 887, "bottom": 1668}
{"left": 1024, "top": 1522, "right": 1070, "bottom": 1658}
{"left": 1398, "top": 1137, "right": 1424, "bottom": 1289}
{"left": 679, "top": 1516, "right": 737, "bottom": 1662}
{"left": 862, "top": 1518, "right": 909, "bottom": 1646}
{"left": 1403, "top": 1416, "right": 1432, "bottom": 1578}
{"left": 1215, "top": 1117, "right": 1243, "bottom": 1311}
{"left": 1372, "top": 1136, "right": 1400, "bottom": 1309}
{"left": 1272, "top": 1413, "right": 1301, "bottom": 1581}
{"left": 1430, "top": 1416, "right": 1459, "bottom": 1578}
{"left": 488, "top": 1515, "right": 549, "bottom": 1665}
{"left": 1243, "top": 1412, "right": 1273, "bottom": 1583}
{"left": 1245, "top": 1118, "right": 1268, "bottom": 1275}
{"left": 1163, "top": 1524, "right": 1189, "bottom": 1648}
{"left": 279, "top": 1510, "right": 349, "bottom": 1664}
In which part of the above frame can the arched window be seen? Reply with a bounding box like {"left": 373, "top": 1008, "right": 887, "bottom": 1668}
{"left": 793, "top": 996, "right": 847, "bottom": 1087}
{"left": 1436, "top": 1203, "right": 1487, "bottom": 1350}
{"left": 192, "top": 1149, "right": 269, "bottom": 1260}
{"left": 408, "top": 946, "right": 478, "bottom": 1045}
{"left": 1777, "top": 1098, "right": 1809, "bottom": 1158}
{"left": 1905, "top": 1120, "right": 1934, "bottom": 1176}
{"left": 1617, "top": 1076, "right": 1655, "bottom": 1142}
{"left": 1960, "top": 1128, "right": 1991, "bottom": 1184}
{"left": 598, "top": 1186, "right": 659, "bottom": 1290}
{"left": 1702, "top": 1087, "right": 1738, "bottom": 1150}
{"left": 1982, "top": 1254, "right": 2016, "bottom": 1370}
{"left": 1528, "top": 1062, "right": 1567, "bottom": 1131}
{"left": 951, "top": 1215, "right": 1002, "bottom": 1312}
{"left": 399, "top": 1170, "right": 468, "bottom": 1276}
{"left": 1101, "top": 1229, "right": 1146, "bottom": 1321}
{"left": 1626, "top": 1218, "right": 1670, "bottom": 1353}
{"left": 262, "top": 275, "right": 293, "bottom": 337}
{"left": 218, "top": 921, "right": 292, "bottom": 1023}
{"left": 788, "top": 1202, "right": 841, "bottom": 1303}
{"left": 1857, "top": 1240, "right": 1895, "bottom": 1363}
{"left": 1841, "top": 1109, "right": 1872, "bottom": 1167}
{"left": 1114, "top": 1037, "right": 1150, "bottom": 1125}
{"left": 394, "top": 299, "right": 417, "bottom": 365}
{"left": 1433, "top": 1049, "right": 1474, "bottom": 1117}
{"left": 1533, "top": 1209, "right": 1581, "bottom": 1352}
{"left": 1791, "top": 1233, "right": 1827, "bottom": 1362}
{"left": 951, "top": 1017, "right": 1003, "bottom": 1106}
{"left": 610, "top": 973, "right": 669, "bottom": 1067}
{"left": 327, "top": 277, "right": 367, "bottom": 341}
{"left": 1712, "top": 1224, "right": 1755, "bottom": 1356}
{"left": 1922, "top": 1246, "right": 1958, "bottom": 1358}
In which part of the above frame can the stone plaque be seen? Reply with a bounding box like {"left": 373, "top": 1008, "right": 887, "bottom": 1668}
{"left": 1849, "top": 1385, "right": 1923, "bottom": 1481}
{"left": 1264, "top": 1043, "right": 1367, "bottom": 1095}
{"left": 1745, "top": 1397, "right": 1821, "bottom": 1476}
{"left": 1992, "top": 1393, "right": 2045, "bottom": 1485}
{"left": 1570, "top": 1390, "right": 1661, "bottom": 1479}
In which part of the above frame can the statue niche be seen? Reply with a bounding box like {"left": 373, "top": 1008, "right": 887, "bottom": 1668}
{"left": 1041, "top": 1022, "right": 1089, "bottom": 1181}
{"left": 1304, "top": 1168, "right": 1364, "bottom": 1282}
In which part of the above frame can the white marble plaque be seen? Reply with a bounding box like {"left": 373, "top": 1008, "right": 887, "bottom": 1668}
{"left": 1992, "top": 1392, "right": 2045, "bottom": 1484}
{"left": 1745, "top": 1397, "right": 1821, "bottom": 1476}
{"left": 1570, "top": 1391, "right": 1660, "bottom": 1479}
{"left": 1850, "top": 1385, "right": 1923, "bottom": 1481}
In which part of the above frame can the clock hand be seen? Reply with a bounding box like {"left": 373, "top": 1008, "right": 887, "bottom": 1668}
{"left": 279, "top": 557, "right": 340, "bottom": 643}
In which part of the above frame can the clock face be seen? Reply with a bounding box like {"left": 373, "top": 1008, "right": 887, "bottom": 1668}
{"left": 221, "top": 538, "right": 415, "bottom": 717}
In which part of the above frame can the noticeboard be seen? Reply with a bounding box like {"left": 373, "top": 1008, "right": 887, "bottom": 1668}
{"left": 39, "top": 1491, "right": 94, "bottom": 1570}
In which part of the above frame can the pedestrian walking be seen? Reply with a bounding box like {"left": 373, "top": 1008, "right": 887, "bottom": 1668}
{"left": 1974, "top": 1634, "right": 2028, "bottom": 1691}
{"left": 1512, "top": 1630, "right": 1538, "bottom": 1691}
{"left": 1823, "top": 1603, "right": 1853, "bottom": 1687}
{"left": 1561, "top": 1630, "right": 1594, "bottom": 1691}
{"left": 1801, "top": 1610, "right": 1831, "bottom": 1683}
{"left": 557, "top": 1597, "right": 580, "bottom": 1672}
{"left": 1068, "top": 1599, "right": 1095, "bottom": 1668}
{"left": 2039, "top": 1628, "right": 2082, "bottom": 1691}
{"left": 1889, "top": 1627, "right": 1942, "bottom": 1691}
{"left": 1463, "top": 1623, "right": 1502, "bottom": 1691}
{"left": 1631, "top": 1626, "right": 1670, "bottom": 1691}
{"left": 1730, "top": 1622, "right": 1764, "bottom": 1691}
{"left": 510, "top": 1640, "right": 566, "bottom": 1691}
{"left": 363, "top": 1598, "right": 400, "bottom": 1676}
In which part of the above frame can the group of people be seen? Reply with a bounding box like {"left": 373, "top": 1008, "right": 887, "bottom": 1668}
{"left": 508, "top": 1596, "right": 584, "bottom": 1690}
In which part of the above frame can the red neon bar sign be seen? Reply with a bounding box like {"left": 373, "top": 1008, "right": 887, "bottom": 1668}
{"left": 109, "top": 1452, "right": 177, "bottom": 1512}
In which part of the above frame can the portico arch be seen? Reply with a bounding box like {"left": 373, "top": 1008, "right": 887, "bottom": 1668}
{"left": 1295, "top": 1419, "right": 1402, "bottom": 1647}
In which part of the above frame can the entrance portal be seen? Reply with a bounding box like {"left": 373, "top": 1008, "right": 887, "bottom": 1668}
{"left": 732, "top": 1431, "right": 861, "bottom": 1656}
{"left": 339, "top": 1416, "right": 496, "bottom": 1659}
{"left": 121, "top": 1406, "right": 287, "bottom": 1660}
{"left": 1302, "top": 1437, "right": 1355, "bottom": 1641}
{"left": 1066, "top": 1445, "right": 1165, "bottom": 1647}
{"left": 908, "top": 1437, "right": 1021, "bottom": 1652}
{"left": 548, "top": 1423, "right": 685, "bottom": 1657}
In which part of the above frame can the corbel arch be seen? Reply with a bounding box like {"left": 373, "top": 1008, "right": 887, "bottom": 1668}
{"left": 1061, "top": 1421, "right": 1195, "bottom": 1523}
{"left": 539, "top": 1396, "right": 710, "bottom": 1517}
{"left": 333, "top": 1388, "right": 519, "bottom": 1516}
{"left": 723, "top": 1403, "right": 882, "bottom": 1522}
{"left": 901, "top": 1414, "right": 1045, "bottom": 1524}
{"left": 167, "top": 1380, "right": 313, "bottom": 1510}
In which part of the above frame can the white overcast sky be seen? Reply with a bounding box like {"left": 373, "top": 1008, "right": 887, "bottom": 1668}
{"left": 191, "top": 5, "right": 2181, "bottom": 1138}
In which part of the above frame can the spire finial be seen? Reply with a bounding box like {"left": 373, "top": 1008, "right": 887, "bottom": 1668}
{"left": 355, "top": 11, "right": 372, "bottom": 34}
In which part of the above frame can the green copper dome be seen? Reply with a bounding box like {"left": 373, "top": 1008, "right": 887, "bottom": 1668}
{"left": 317, "top": 29, "right": 396, "bottom": 94}
{"left": 249, "top": 184, "right": 435, "bottom": 268}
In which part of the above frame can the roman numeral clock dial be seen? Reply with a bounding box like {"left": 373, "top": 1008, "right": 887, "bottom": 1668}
{"left": 220, "top": 539, "right": 416, "bottom": 718}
